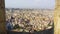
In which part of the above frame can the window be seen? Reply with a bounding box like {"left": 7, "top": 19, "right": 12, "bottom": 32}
{"left": 5, "top": 0, "right": 55, "bottom": 34}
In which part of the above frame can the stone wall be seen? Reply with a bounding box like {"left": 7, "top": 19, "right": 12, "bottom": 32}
{"left": 54, "top": 0, "right": 60, "bottom": 34}
{"left": 0, "top": 0, "right": 6, "bottom": 34}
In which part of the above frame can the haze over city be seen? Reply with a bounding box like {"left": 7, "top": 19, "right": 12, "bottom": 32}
{"left": 5, "top": 0, "right": 55, "bottom": 9}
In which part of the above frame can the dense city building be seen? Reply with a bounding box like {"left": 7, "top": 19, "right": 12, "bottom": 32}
{"left": 5, "top": 8, "right": 54, "bottom": 32}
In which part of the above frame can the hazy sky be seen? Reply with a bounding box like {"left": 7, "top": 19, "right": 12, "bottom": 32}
{"left": 5, "top": 0, "right": 55, "bottom": 9}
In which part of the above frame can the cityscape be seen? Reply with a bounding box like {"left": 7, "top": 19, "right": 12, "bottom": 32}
{"left": 5, "top": 8, "right": 54, "bottom": 33}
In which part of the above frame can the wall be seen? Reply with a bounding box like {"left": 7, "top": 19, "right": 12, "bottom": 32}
{"left": 54, "top": 0, "right": 60, "bottom": 34}
{"left": 0, "top": 0, "right": 6, "bottom": 34}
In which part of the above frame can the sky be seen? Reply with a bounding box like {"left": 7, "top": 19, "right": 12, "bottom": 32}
{"left": 5, "top": 0, "right": 55, "bottom": 9}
